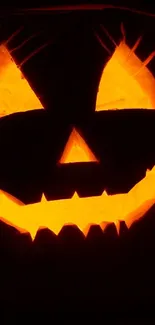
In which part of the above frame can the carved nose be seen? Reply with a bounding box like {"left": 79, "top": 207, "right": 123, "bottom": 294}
{"left": 59, "top": 128, "right": 98, "bottom": 164}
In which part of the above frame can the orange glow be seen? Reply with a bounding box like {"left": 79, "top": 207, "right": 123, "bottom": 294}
{"left": 96, "top": 41, "right": 155, "bottom": 110}
{"left": 0, "top": 45, "right": 43, "bottom": 116}
{"left": 59, "top": 128, "right": 98, "bottom": 164}
{"left": 0, "top": 166, "right": 155, "bottom": 239}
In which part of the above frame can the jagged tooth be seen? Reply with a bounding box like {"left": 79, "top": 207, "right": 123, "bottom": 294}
{"left": 72, "top": 191, "right": 79, "bottom": 199}
{"left": 41, "top": 193, "right": 47, "bottom": 202}
{"left": 124, "top": 220, "right": 129, "bottom": 229}
{"left": 149, "top": 166, "right": 155, "bottom": 174}
{"left": 100, "top": 221, "right": 109, "bottom": 231}
{"left": 102, "top": 190, "right": 108, "bottom": 196}
{"left": 83, "top": 223, "right": 92, "bottom": 236}
{"left": 116, "top": 220, "right": 121, "bottom": 235}
{"left": 30, "top": 229, "right": 38, "bottom": 241}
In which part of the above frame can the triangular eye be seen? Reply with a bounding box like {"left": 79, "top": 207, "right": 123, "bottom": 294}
{"left": 59, "top": 128, "right": 98, "bottom": 164}
{"left": 0, "top": 45, "right": 43, "bottom": 117}
{"left": 96, "top": 41, "right": 155, "bottom": 110}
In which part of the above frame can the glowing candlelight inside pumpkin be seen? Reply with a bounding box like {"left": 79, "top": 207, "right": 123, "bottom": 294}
{"left": 0, "top": 166, "right": 155, "bottom": 240}
{"left": 96, "top": 41, "right": 155, "bottom": 110}
{"left": 59, "top": 128, "right": 98, "bottom": 164}
{"left": 0, "top": 45, "right": 43, "bottom": 116}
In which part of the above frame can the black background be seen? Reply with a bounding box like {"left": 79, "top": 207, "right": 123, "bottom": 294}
{"left": 0, "top": 1, "right": 155, "bottom": 322}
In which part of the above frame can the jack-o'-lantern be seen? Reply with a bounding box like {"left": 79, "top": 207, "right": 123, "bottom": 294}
{"left": 0, "top": 15, "right": 155, "bottom": 240}
{"left": 1, "top": 6, "right": 155, "bottom": 320}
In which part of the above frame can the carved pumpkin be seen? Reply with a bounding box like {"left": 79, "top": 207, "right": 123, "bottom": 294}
{"left": 0, "top": 33, "right": 154, "bottom": 237}
{"left": 0, "top": 25, "right": 155, "bottom": 239}
{"left": 1, "top": 5, "right": 155, "bottom": 321}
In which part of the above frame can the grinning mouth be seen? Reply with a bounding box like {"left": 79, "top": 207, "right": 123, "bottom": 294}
{"left": 0, "top": 166, "right": 155, "bottom": 240}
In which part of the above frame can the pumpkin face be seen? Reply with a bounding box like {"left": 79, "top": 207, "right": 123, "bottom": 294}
{"left": 0, "top": 9, "right": 155, "bottom": 239}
